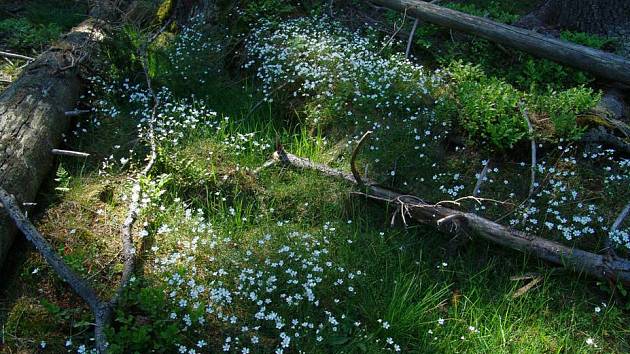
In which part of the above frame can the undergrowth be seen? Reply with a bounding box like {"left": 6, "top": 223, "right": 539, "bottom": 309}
{"left": 0, "top": 1, "right": 629, "bottom": 353}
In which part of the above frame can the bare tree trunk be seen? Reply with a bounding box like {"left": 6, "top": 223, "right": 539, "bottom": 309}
{"left": 547, "top": 0, "right": 630, "bottom": 35}
{"left": 0, "top": 16, "right": 108, "bottom": 267}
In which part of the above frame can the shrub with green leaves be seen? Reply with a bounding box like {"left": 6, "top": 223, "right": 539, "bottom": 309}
{"left": 0, "top": 18, "right": 61, "bottom": 51}
{"left": 445, "top": 62, "right": 526, "bottom": 149}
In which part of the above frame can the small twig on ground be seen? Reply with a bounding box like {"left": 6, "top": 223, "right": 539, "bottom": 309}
{"left": 512, "top": 276, "right": 542, "bottom": 299}
{"left": 0, "top": 187, "right": 107, "bottom": 331}
{"left": 350, "top": 131, "right": 373, "bottom": 187}
{"left": 65, "top": 109, "right": 92, "bottom": 117}
{"left": 435, "top": 195, "right": 509, "bottom": 208}
{"left": 52, "top": 149, "right": 90, "bottom": 158}
{"left": 472, "top": 159, "right": 490, "bottom": 198}
{"left": 520, "top": 103, "right": 537, "bottom": 197}
{"left": 405, "top": 18, "right": 419, "bottom": 58}
{"left": 253, "top": 159, "right": 278, "bottom": 175}
{"left": 0, "top": 50, "right": 34, "bottom": 61}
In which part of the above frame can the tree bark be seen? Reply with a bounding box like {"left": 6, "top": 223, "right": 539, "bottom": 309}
{"left": 0, "top": 18, "right": 107, "bottom": 267}
{"left": 370, "top": 0, "right": 630, "bottom": 85}
{"left": 547, "top": 0, "right": 630, "bottom": 35}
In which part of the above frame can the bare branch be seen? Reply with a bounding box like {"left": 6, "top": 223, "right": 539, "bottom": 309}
{"left": 405, "top": 18, "right": 420, "bottom": 58}
{"left": 52, "top": 149, "right": 90, "bottom": 158}
{"left": 604, "top": 202, "right": 630, "bottom": 253}
{"left": 350, "top": 131, "right": 373, "bottom": 187}
{"left": 0, "top": 50, "right": 34, "bottom": 61}
{"left": 0, "top": 187, "right": 107, "bottom": 321}
{"left": 472, "top": 159, "right": 490, "bottom": 198}
{"left": 520, "top": 103, "right": 537, "bottom": 197}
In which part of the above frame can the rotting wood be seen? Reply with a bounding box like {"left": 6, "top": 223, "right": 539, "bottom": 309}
{"left": 0, "top": 16, "right": 108, "bottom": 267}
{"left": 370, "top": 0, "right": 630, "bottom": 85}
{"left": 272, "top": 148, "right": 630, "bottom": 284}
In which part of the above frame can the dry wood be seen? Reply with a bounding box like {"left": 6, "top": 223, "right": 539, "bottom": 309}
{"left": 0, "top": 50, "right": 34, "bottom": 61}
{"left": 52, "top": 149, "right": 91, "bottom": 158}
{"left": 512, "top": 276, "right": 542, "bottom": 299}
{"left": 520, "top": 104, "right": 537, "bottom": 197}
{"left": 65, "top": 109, "right": 92, "bottom": 117}
{"left": 272, "top": 148, "right": 630, "bottom": 284}
{"left": 405, "top": 18, "right": 419, "bottom": 58}
{"left": 371, "top": 0, "right": 630, "bottom": 85}
{"left": 472, "top": 160, "right": 490, "bottom": 198}
{"left": 0, "top": 17, "right": 108, "bottom": 267}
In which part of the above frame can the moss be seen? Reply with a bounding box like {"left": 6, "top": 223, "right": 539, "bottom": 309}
{"left": 155, "top": 0, "right": 174, "bottom": 24}
{"left": 5, "top": 297, "right": 57, "bottom": 341}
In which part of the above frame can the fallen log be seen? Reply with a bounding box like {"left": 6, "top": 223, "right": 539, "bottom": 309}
{"left": 0, "top": 17, "right": 107, "bottom": 267}
{"left": 370, "top": 0, "right": 630, "bottom": 85}
{"left": 272, "top": 149, "right": 630, "bottom": 284}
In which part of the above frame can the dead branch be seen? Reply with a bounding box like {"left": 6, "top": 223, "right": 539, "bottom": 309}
{"left": 0, "top": 50, "right": 34, "bottom": 61}
{"left": 65, "top": 109, "right": 92, "bottom": 117}
{"left": 520, "top": 103, "right": 536, "bottom": 197}
{"left": 272, "top": 148, "right": 630, "bottom": 284}
{"left": 472, "top": 160, "right": 490, "bottom": 198}
{"left": 604, "top": 202, "right": 630, "bottom": 252}
{"left": 92, "top": 40, "right": 161, "bottom": 353}
{"left": 0, "top": 187, "right": 108, "bottom": 334}
{"left": 350, "top": 131, "right": 373, "bottom": 187}
{"left": 52, "top": 149, "right": 90, "bottom": 158}
{"left": 405, "top": 18, "right": 420, "bottom": 58}
{"left": 512, "top": 276, "right": 542, "bottom": 299}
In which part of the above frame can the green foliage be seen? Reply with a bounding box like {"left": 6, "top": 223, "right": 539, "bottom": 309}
{"left": 446, "top": 62, "right": 527, "bottom": 149}
{"left": 561, "top": 31, "right": 615, "bottom": 50}
{"left": 54, "top": 164, "right": 71, "bottom": 193}
{"left": 155, "top": 0, "right": 174, "bottom": 23}
{"left": 107, "top": 281, "right": 184, "bottom": 354}
{"left": 443, "top": 62, "right": 601, "bottom": 148}
{"left": 0, "top": 18, "right": 61, "bottom": 51}
{"left": 444, "top": 1, "right": 519, "bottom": 24}
{"left": 532, "top": 87, "right": 601, "bottom": 140}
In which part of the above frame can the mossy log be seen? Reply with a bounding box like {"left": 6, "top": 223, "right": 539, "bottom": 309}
{"left": 0, "top": 19, "right": 107, "bottom": 267}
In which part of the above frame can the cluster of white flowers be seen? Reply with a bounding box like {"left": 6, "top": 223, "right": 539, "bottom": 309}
{"left": 508, "top": 146, "right": 630, "bottom": 248}
{"left": 150, "top": 205, "right": 368, "bottom": 353}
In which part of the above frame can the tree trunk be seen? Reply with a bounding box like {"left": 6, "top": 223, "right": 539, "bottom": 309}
{"left": 0, "top": 19, "right": 107, "bottom": 268}
{"left": 371, "top": 0, "right": 630, "bottom": 85}
{"left": 547, "top": 0, "right": 630, "bottom": 35}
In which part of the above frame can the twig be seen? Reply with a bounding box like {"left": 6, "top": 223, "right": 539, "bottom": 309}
{"left": 472, "top": 159, "right": 490, "bottom": 198}
{"left": 253, "top": 159, "right": 278, "bottom": 175}
{"left": 405, "top": 18, "right": 420, "bottom": 58}
{"left": 52, "top": 149, "right": 90, "bottom": 158}
{"left": 65, "top": 109, "right": 92, "bottom": 117}
{"left": 0, "top": 188, "right": 107, "bottom": 330}
{"left": 0, "top": 50, "right": 34, "bottom": 61}
{"left": 435, "top": 196, "right": 509, "bottom": 208}
{"left": 92, "top": 26, "right": 164, "bottom": 354}
{"left": 512, "top": 276, "right": 542, "bottom": 299}
{"left": 350, "top": 131, "right": 373, "bottom": 187}
{"left": 520, "top": 103, "right": 536, "bottom": 197}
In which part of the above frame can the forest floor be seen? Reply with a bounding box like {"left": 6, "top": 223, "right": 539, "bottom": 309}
{"left": 1, "top": 0, "right": 629, "bottom": 353}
